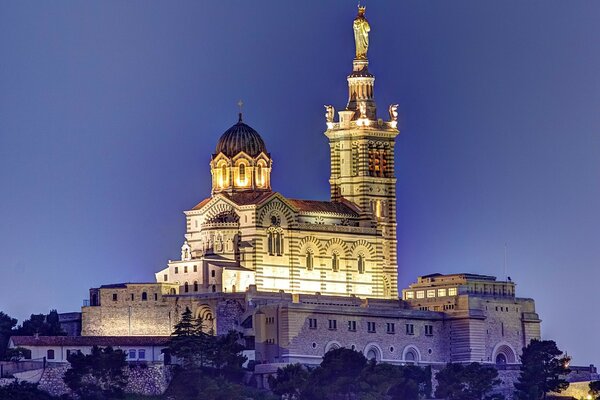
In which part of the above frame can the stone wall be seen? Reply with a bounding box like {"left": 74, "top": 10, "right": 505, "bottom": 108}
{"left": 255, "top": 300, "right": 449, "bottom": 365}
{"left": 36, "top": 363, "right": 174, "bottom": 397}
{"left": 38, "top": 364, "right": 70, "bottom": 397}
{"left": 125, "top": 363, "right": 174, "bottom": 395}
{"left": 216, "top": 298, "right": 246, "bottom": 333}
{"left": 82, "top": 290, "right": 247, "bottom": 336}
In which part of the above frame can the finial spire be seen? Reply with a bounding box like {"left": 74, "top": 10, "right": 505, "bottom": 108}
{"left": 237, "top": 100, "right": 244, "bottom": 122}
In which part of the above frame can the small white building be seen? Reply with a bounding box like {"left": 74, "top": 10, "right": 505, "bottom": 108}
{"left": 9, "top": 336, "right": 170, "bottom": 364}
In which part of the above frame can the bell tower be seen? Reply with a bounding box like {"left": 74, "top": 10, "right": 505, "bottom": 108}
{"left": 324, "top": 6, "right": 400, "bottom": 297}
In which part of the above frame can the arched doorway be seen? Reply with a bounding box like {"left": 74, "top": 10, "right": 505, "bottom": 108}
{"left": 364, "top": 344, "right": 382, "bottom": 362}
{"left": 495, "top": 353, "right": 507, "bottom": 365}
{"left": 402, "top": 346, "right": 421, "bottom": 364}
{"left": 492, "top": 343, "right": 517, "bottom": 364}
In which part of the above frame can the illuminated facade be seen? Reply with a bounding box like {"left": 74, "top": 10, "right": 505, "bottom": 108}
{"left": 76, "top": 7, "right": 542, "bottom": 379}
{"left": 150, "top": 37, "right": 400, "bottom": 299}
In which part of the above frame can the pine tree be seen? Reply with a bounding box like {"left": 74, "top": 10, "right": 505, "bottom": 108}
{"left": 515, "top": 340, "right": 570, "bottom": 400}
{"left": 169, "top": 307, "right": 215, "bottom": 368}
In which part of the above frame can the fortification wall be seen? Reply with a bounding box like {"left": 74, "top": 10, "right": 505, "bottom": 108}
{"left": 37, "top": 363, "right": 173, "bottom": 397}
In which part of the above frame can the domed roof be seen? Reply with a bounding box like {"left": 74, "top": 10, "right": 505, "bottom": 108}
{"left": 215, "top": 114, "right": 267, "bottom": 158}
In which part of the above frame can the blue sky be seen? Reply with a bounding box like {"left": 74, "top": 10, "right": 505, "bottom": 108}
{"left": 1, "top": 1, "right": 599, "bottom": 364}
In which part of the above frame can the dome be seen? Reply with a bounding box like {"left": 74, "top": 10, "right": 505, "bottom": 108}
{"left": 215, "top": 115, "right": 267, "bottom": 158}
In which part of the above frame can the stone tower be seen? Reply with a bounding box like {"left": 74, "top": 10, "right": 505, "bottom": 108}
{"left": 325, "top": 6, "right": 400, "bottom": 297}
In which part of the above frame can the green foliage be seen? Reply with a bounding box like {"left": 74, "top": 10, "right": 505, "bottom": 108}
{"left": 435, "top": 362, "right": 503, "bottom": 400}
{"left": 213, "top": 330, "right": 248, "bottom": 379}
{"left": 4, "top": 346, "right": 32, "bottom": 361}
{"left": 0, "top": 311, "right": 18, "bottom": 359}
{"left": 356, "top": 362, "right": 431, "bottom": 400}
{"left": 13, "top": 310, "right": 66, "bottom": 337}
{"left": 514, "top": 339, "right": 570, "bottom": 400}
{"left": 589, "top": 380, "right": 600, "bottom": 400}
{"left": 294, "top": 347, "right": 431, "bottom": 400}
{"left": 268, "top": 363, "right": 310, "bottom": 398}
{"left": 169, "top": 308, "right": 246, "bottom": 374}
{"left": 63, "top": 345, "right": 128, "bottom": 400}
{"left": 164, "top": 368, "right": 277, "bottom": 400}
{"left": 0, "top": 380, "right": 59, "bottom": 400}
{"left": 169, "top": 307, "right": 213, "bottom": 368}
{"left": 301, "top": 347, "right": 367, "bottom": 399}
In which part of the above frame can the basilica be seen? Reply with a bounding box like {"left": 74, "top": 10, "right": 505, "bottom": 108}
{"left": 17, "top": 7, "right": 543, "bottom": 385}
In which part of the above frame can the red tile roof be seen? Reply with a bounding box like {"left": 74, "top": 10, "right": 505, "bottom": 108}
{"left": 287, "top": 198, "right": 360, "bottom": 216}
{"left": 190, "top": 191, "right": 360, "bottom": 216}
{"left": 10, "top": 336, "right": 170, "bottom": 347}
{"left": 226, "top": 191, "right": 275, "bottom": 206}
{"left": 191, "top": 197, "right": 212, "bottom": 210}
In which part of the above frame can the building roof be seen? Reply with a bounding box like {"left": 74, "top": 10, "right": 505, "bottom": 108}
{"left": 215, "top": 115, "right": 268, "bottom": 158}
{"left": 10, "top": 336, "right": 170, "bottom": 347}
{"left": 191, "top": 192, "right": 360, "bottom": 216}
{"left": 98, "top": 282, "right": 168, "bottom": 289}
{"left": 287, "top": 198, "right": 360, "bottom": 216}
{"left": 420, "top": 273, "right": 498, "bottom": 281}
{"left": 191, "top": 197, "right": 212, "bottom": 210}
{"left": 226, "top": 191, "right": 276, "bottom": 206}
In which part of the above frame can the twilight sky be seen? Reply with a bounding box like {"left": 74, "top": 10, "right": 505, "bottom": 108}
{"left": 1, "top": 1, "right": 599, "bottom": 364}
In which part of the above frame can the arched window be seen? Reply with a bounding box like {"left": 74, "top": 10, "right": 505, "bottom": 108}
{"left": 306, "top": 251, "right": 313, "bottom": 271}
{"left": 141, "top": 292, "right": 147, "bottom": 301}
{"left": 184, "top": 282, "right": 189, "bottom": 293}
{"left": 274, "top": 232, "right": 282, "bottom": 256}
{"left": 358, "top": 255, "right": 365, "bottom": 274}
{"left": 256, "top": 164, "right": 263, "bottom": 186}
{"left": 211, "top": 270, "right": 216, "bottom": 278}
{"left": 239, "top": 164, "right": 246, "bottom": 182}
{"left": 331, "top": 253, "right": 339, "bottom": 272}
{"left": 212, "top": 285, "right": 216, "bottom": 293}
{"left": 405, "top": 350, "right": 416, "bottom": 362}
{"left": 220, "top": 164, "right": 227, "bottom": 187}
{"left": 366, "top": 347, "right": 380, "bottom": 362}
{"left": 193, "top": 281, "right": 198, "bottom": 292}
{"left": 170, "top": 288, "right": 176, "bottom": 295}
{"left": 374, "top": 200, "right": 382, "bottom": 218}
{"left": 268, "top": 232, "right": 274, "bottom": 255}
{"left": 268, "top": 230, "right": 283, "bottom": 256}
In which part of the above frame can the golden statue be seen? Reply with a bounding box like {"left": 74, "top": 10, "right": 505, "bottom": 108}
{"left": 353, "top": 5, "right": 370, "bottom": 59}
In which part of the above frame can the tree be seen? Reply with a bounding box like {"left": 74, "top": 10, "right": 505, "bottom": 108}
{"left": 293, "top": 348, "right": 432, "bottom": 400}
{"left": 213, "top": 330, "right": 247, "bottom": 379}
{"left": 4, "top": 346, "right": 32, "bottom": 362}
{"left": 0, "top": 311, "right": 18, "bottom": 359}
{"left": 514, "top": 339, "right": 570, "bottom": 400}
{"left": 0, "top": 380, "right": 57, "bottom": 400}
{"left": 44, "top": 310, "right": 65, "bottom": 336}
{"left": 435, "top": 362, "right": 503, "bottom": 400}
{"left": 63, "top": 345, "right": 128, "bottom": 400}
{"left": 13, "top": 310, "right": 66, "bottom": 337}
{"left": 387, "top": 364, "right": 432, "bottom": 400}
{"left": 356, "top": 362, "right": 431, "bottom": 400}
{"left": 301, "top": 347, "right": 367, "bottom": 399}
{"left": 169, "top": 308, "right": 248, "bottom": 374}
{"left": 589, "top": 381, "right": 600, "bottom": 400}
{"left": 169, "top": 307, "right": 214, "bottom": 368}
{"left": 268, "top": 363, "right": 309, "bottom": 399}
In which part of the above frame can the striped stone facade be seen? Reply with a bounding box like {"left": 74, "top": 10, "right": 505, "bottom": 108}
{"left": 79, "top": 8, "right": 543, "bottom": 378}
